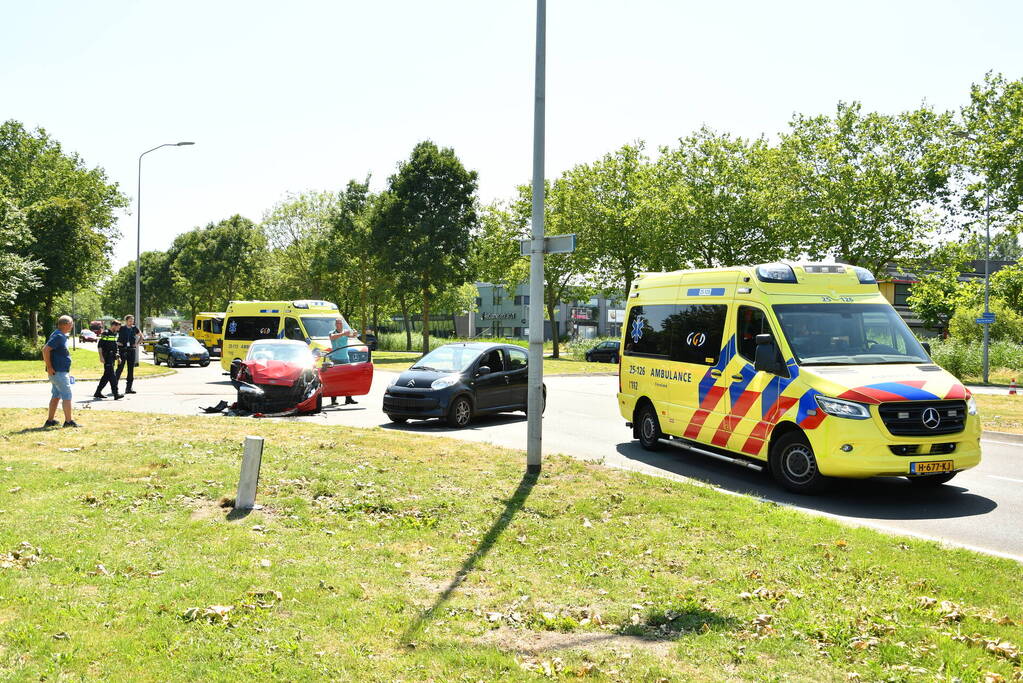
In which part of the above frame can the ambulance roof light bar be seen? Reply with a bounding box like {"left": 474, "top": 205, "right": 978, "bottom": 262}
{"left": 755, "top": 263, "right": 797, "bottom": 283}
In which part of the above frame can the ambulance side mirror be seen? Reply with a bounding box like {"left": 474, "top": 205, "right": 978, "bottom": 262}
{"left": 754, "top": 334, "right": 785, "bottom": 375}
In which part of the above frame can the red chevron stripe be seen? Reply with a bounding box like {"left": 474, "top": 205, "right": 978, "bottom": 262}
{"left": 709, "top": 389, "right": 761, "bottom": 447}
{"left": 741, "top": 437, "right": 764, "bottom": 455}
{"left": 684, "top": 385, "right": 727, "bottom": 439}
{"left": 799, "top": 411, "right": 827, "bottom": 430}
{"left": 742, "top": 396, "right": 799, "bottom": 455}
{"left": 945, "top": 384, "right": 966, "bottom": 400}
{"left": 838, "top": 387, "right": 901, "bottom": 404}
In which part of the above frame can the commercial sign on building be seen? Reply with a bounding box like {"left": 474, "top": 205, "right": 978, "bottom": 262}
{"left": 571, "top": 307, "right": 593, "bottom": 321}
{"left": 607, "top": 309, "right": 625, "bottom": 323}
{"left": 481, "top": 312, "right": 516, "bottom": 321}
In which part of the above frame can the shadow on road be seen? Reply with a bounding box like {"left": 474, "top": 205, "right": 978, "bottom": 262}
{"left": 402, "top": 471, "right": 537, "bottom": 645}
{"left": 380, "top": 413, "right": 526, "bottom": 434}
{"left": 615, "top": 442, "right": 997, "bottom": 521}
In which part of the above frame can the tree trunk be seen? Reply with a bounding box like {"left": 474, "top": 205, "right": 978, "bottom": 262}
{"left": 399, "top": 293, "right": 412, "bottom": 351}
{"left": 421, "top": 285, "right": 431, "bottom": 355}
{"left": 372, "top": 304, "right": 379, "bottom": 335}
{"left": 360, "top": 279, "right": 368, "bottom": 341}
{"left": 547, "top": 303, "right": 559, "bottom": 359}
{"left": 28, "top": 310, "right": 39, "bottom": 343}
{"left": 42, "top": 296, "right": 54, "bottom": 336}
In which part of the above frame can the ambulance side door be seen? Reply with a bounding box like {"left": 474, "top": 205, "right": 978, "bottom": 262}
{"left": 728, "top": 304, "right": 789, "bottom": 459}
{"left": 622, "top": 303, "right": 675, "bottom": 423}
{"left": 666, "top": 302, "right": 732, "bottom": 445}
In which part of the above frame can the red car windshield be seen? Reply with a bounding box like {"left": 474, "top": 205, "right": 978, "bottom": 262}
{"left": 247, "top": 343, "right": 313, "bottom": 366}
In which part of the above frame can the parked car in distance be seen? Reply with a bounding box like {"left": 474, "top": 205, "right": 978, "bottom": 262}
{"left": 383, "top": 342, "right": 545, "bottom": 428}
{"left": 363, "top": 333, "right": 378, "bottom": 351}
{"left": 79, "top": 329, "right": 98, "bottom": 343}
{"left": 232, "top": 339, "right": 373, "bottom": 414}
{"left": 585, "top": 340, "right": 620, "bottom": 363}
{"left": 152, "top": 335, "right": 211, "bottom": 367}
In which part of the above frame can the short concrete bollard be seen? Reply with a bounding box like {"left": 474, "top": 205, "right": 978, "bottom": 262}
{"left": 235, "top": 436, "right": 264, "bottom": 511}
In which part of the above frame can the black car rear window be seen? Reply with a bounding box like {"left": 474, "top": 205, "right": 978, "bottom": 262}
{"left": 225, "top": 316, "right": 278, "bottom": 341}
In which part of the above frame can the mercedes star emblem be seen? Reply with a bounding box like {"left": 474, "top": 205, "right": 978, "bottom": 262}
{"left": 921, "top": 407, "right": 941, "bottom": 430}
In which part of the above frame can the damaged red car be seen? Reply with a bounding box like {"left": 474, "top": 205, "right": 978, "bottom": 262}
{"left": 232, "top": 339, "right": 373, "bottom": 415}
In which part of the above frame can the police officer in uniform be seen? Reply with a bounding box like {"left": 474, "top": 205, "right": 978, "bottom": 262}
{"left": 115, "top": 314, "right": 141, "bottom": 394}
{"left": 93, "top": 320, "right": 123, "bottom": 400}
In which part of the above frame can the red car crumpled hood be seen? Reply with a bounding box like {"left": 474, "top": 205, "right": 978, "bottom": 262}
{"left": 242, "top": 360, "right": 309, "bottom": 385}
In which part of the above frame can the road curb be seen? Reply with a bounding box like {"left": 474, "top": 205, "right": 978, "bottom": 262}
{"left": 982, "top": 430, "right": 1023, "bottom": 444}
{"left": 0, "top": 369, "right": 178, "bottom": 384}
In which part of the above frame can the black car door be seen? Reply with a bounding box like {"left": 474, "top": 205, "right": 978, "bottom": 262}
{"left": 505, "top": 347, "right": 529, "bottom": 407}
{"left": 472, "top": 349, "right": 507, "bottom": 411}
{"left": 156, "top": 337, "right": 169, "bottom": 362}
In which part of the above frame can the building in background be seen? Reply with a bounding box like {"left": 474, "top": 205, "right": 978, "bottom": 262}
{"left": 467, "top": 283, "right": 624, "bottom": 341}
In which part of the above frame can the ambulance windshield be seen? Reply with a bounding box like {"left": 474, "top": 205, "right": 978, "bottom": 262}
{"left": 773, "top": 303, "right": 930, "bottom": 366}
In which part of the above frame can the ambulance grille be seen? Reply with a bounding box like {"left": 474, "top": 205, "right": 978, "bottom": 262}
{"left": 877, "top": 400, "right": 967, "bottom": 436}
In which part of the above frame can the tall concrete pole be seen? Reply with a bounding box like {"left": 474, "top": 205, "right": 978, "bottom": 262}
{"left": 982, "top": 189, "right": 991, "bottom": 384}
{"left": 526, "top": 0, "right": 546, "bottom": 474}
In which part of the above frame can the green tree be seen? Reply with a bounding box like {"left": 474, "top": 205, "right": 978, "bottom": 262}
{"left": 515, "top": 180, "right": 595, "bottom": 359}
{"left": 327, "top": 179, "right": 377, "bottom": 338}
{"left": 169, "top": 216, "right": 265, "bottom": 316}
{"left": 775, "top": 102, "right": 954, "bottom": 273}
{"left": 261, "top": 192, "right": 337, "bottom": 301}
{"left": 372, "top": 141, "right": 479, "bottom": 354}
{"left": 991, "top": 264, "right": 1023, "bottom": 315}
{"left": 958, "top": 73, "right": 1023, "bottom": 217}
{"left": 562, "top": 143, "right": 651, "bottom": 297}
{"left": 0, "top": 192, "right": 40, "bottom": 329}
{"left": 949, "top": 299, "right": 1023, "bottom": 343}
{"left": 100, "top": 250, "right": 177, "bottom": 320}
{"left": 470, "top": 202, "right": 529, "bottom": 292}
{"left": 906, "top": 269, "right": 981, "bottom": 333}
{"left": 647, "top": 129, "right": 795, "bottom": 271}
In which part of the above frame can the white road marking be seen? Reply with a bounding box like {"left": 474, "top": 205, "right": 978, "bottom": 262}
{"left": 988, "top": 475, "right": 1023, "bottom": 484}
{"left": 982, "top": 440, "right": 1023, "bottom": 447}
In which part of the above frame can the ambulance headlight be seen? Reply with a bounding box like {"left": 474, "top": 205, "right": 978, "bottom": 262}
{"left": 755, "top": 263, "right": 797, "bottom": 283}
{"left": 815, "top": 395, "right": 871, "bottom": 420}
{"left": 967, "top": 395, "right": 978, "bottom": 415}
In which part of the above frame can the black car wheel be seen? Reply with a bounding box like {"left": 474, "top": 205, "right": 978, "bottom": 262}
{"left": 153, "top": 355, "right": 160, "bottom": 366}
{"left": 387, "top": 414, "right": 408, "bottom": 424}
{"left": 200, "top": 359, "right": 210, "bottom": 367}
{"left": 770, "top": 432, "right": 828, "bottom": 494}
{"left": 907, "top": 472, "right": 957, "bottom": 487}
{"left": 447, "top": 396, "right": 472, "bottom": 428}
{"left": 636, "top": 403, "right": 663, "bottom": 451}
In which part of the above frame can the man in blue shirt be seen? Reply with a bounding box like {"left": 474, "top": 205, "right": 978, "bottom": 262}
{"left": 328, "top": 317, "right": 358, "bottom": 406}
{"left": 42, "top": 315, "right": 78, "bottom": 428}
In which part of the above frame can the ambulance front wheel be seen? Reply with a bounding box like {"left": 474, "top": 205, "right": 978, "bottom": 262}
{"left": 770, "top": 431, "right": 827, "bottom": 494}
{"left": 636, "top": 404, "right": 664, "bottom": 451}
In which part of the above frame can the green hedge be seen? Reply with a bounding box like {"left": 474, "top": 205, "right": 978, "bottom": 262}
{"left": 0, "top": 336, "right": 41, "bottom": 360}
{"left": 565, "top": 336, "right": 620, "bottom": 360}
{"left": 926, "top": 337, "right": 1023, "bottom": 380}
{"left": 375, "top": 332, "right": 529, "bottom": 353}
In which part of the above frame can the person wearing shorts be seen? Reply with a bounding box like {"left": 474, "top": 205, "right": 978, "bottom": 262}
{"left": 328, "top": 317, "right": 358, "bottom": 406}
{"left": 42, "top": 315, "right": 78, "bottom": 428}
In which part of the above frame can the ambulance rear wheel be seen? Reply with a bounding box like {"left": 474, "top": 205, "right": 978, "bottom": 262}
{"left": 636, "top": 404, "right": 664, "bottom": 451}
{"left": 770, "top": 432, "right": 827, "bottom": 494}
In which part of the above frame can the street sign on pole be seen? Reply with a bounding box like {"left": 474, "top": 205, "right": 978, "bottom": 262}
{"left": 976, "top": 318, "right": 995, "bottom": 324}
{"left": 520, "top": 233, "right": 576, "bottom": 256}
{"left": 981, "top": 311, "right": 995, "bottom": 319}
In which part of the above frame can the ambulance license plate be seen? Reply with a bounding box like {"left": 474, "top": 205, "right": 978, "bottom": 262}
{"left": 910, "top": 460, "right": 954, "bottom": 474}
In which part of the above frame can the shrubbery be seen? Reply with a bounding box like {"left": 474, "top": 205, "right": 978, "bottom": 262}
{"left": 0, "top": 335, "right": 40, "bottom": 360}
{"left": 926, "top": 337, "right": 1023, "bottom": 380}
{"left": 948, "top": 300, "right": 1023, "bottom": 343}
{"left": 565, "top": 336, "right": 619, "bottom": 360}
{"left": 374, "top": 332, "right": 528, "bottom": 353}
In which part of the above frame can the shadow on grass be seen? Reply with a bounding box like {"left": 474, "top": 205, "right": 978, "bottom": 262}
{"left": 618, "top": 601, "right": 737, "bottom": 640}
{"left": 402, "top": 471, "right": 538, "bottom": 644}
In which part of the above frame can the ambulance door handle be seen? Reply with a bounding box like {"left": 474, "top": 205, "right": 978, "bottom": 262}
{"left": 709, "top": 369, "right": 722, "bottom": 378}
{"left": 731, "top": 374, "right": 744, "bottom": 380}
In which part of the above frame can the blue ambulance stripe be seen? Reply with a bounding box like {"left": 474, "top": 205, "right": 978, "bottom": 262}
{"left": 796, "top": 388, "right": 822, "bottom": 423}
{"left": 686, "top": 287, "right": 726, "bottom": 296}
{"left": 864, "top": 382, "right": 940, "bottom": 401}
{"left": 761, "top": 358, "right": 800, "bottom": 418}
{"left": 728, "top": 363, "right": 757, "bottom": 405}
{"left": 698, "top": 335, "right": 735, "bottom": 404}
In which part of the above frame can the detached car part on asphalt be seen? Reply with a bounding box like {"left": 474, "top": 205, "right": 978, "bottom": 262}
{"left": 231, "top": 339, "right": 373, "bottom": 416}
{"left": 383, "top": 342, "right": 545, "bottom": 428}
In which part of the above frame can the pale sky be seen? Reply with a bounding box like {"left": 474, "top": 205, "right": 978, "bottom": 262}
{"left": 3, "top": 0, "right": 1021, "bottom": 270}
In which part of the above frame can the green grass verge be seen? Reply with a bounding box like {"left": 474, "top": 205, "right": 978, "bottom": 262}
{"left": 372, "top": 351, "right": 615, "bottom": 375}
{"left": 976, "top": 394, "right": 1023, "bottom": 434}
{"left": 0, "top": 348, "right": 172, "bottom": 382}
{"left": 0, "top": 409, "right": 1021, "bottom": 680}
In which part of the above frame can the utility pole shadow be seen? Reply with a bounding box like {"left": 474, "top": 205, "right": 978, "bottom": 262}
{"left": 402, "top": 471, "right": 538, "bottom": 645}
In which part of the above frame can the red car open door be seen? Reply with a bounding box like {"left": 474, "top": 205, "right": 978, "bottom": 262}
{"left": 319, "top": 344, "right": 374, "bottom": 398}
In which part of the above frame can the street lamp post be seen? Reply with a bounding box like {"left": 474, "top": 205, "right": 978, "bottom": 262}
{"left": 135, "top": 142, "right": 195, "bottom": 327}
{"left": 526, "top": 0, "right": 546, "bottom": 475}
{"left": 952, "top": 131, "right": 992, "bottom": 383}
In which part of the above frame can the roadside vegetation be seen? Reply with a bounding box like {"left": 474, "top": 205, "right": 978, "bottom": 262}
{"left": 0, "top": 347, "right": 171, "bottom": 382}
{"left": 975, "top": 394, "right": 1023, "bottom": 434}
{"left": 1, "top": 409, "right": 1021, "bottom": 680}
{"left": 371, "top": 350, "right": 615, "bottom": 376}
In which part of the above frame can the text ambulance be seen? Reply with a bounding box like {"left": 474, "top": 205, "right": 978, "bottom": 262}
{"left": 618, "top": 263, "right": 981, "bottom": 493}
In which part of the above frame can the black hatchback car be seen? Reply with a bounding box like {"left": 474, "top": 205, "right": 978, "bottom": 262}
{"left": 585, "top": 340, "right": 620, "bottom": 363}
{"left": 383, "top": 342, "right": 545, "bottom": 428}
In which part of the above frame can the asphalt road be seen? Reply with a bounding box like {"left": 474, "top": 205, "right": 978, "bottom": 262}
{"left": 4, "top": 354, "right": 1021, "bottom": 561}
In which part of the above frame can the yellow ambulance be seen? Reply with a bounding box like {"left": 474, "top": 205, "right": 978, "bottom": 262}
{"left": 191, "top": 312, "right": 224, "bottom": 355}
{"left": 618, "top": 262, "right": 981, "bottom": 493}
{"left": 220, "top": 300, "right": 351, "bottom": 375}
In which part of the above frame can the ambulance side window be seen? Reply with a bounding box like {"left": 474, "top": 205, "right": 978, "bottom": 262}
{"left": 737, "top": 306, "right": 773, "bottom": 362}
{"left": 667, "top": 304, "right": 727, "bottom": 365}
{"left": 624, "top": 305, "right": 673, "bottom": 358}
